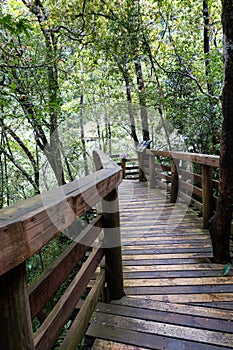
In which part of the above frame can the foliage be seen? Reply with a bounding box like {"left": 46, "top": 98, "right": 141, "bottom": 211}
{"left": 222, "top": 263, "right": 232, "bottom": 277}
{"left": 0, "top": 0, "right": 223, "bottom": 206}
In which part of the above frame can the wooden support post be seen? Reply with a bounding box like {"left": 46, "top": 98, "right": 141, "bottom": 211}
{"left": 121, "top": 158, "right": 126, "bottom": 179}
{"left": 170, "top": 159, "right": 179, "bottom": 203}
{"left": 102, "top": 189, "right": 125, "bottom": 302}
{"left": 202, "top": 165, "right": 213, "bottom": 229}
{"left": 0, "top": 262, "right": 35, "bottom": 350}
{"left": 149, "top": 154, "right": 156, "bottom": 189}
{"left": 138, "top": 152, "right": 144, "bottom": 181}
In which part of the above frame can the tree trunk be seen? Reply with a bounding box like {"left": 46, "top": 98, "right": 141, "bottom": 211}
{"left": 123, "top": 66, "right": 139, "bottom": 147}
{"left": 135, "top": 56, "right": 150, "bottom": 141}
{"left": 80, "top": 76, "right": 89, "bottom": 176}
{"left": 203, "top": 1, "right": 219, "bottom": 154}
{"left": 210, "top": 0, "right": 233, "bottom": 263}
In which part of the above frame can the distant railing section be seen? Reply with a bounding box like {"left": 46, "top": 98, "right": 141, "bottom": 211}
{"left": 137, "top": 149, "right": 220, "bottom": 229}
{"left": 111, "top": 154, "right": 139, "bottom": 179}
{"left": 0, "top": 150, "right": 124, "bottom": 350}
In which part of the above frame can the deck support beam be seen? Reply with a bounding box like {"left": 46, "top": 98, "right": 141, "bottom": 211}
{"left": 0, "top": 262, "right": 34, "bottom": 350}
{"left": 149, "top": 153, "right": 156, "bottom": 189}
{"left": 102, "top": 189, "right": 125, "bottom": 302}
{"left": 170, "top": 159, "right": 179, "bottom": 203}
{"left": 201, "top": 165, "right": 213, "bottom": 229}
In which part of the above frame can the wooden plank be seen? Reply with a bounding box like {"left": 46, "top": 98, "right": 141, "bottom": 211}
{"left": 123, "top": 257, "right": 211, "bottom": 265}
{"left": 180, "top": 168, "right": 202, "bottom": 184}
{"left": 92, "top": 339, "right": 150, "bottom": 350}
{"left": 122, "top": 247, "right": 212, "bottom": 255}
{"left": 91, "top": 311, "right": 233, "bottom": 346}
{"left": 0, "top": 167, "right": 122, "bottom": 276}
{"left": 95, "top": 302, "right": 233, "bottom": 333}
{"left": 87, "top": 314, "right": 232, "bottom": 350}
{"left": 60, "top": 270, "right": 105, "bottom": 350}
{"left": 113, "top": 297, "right": 233, "bottom": 321}
{"left": 147, "top": 150, "right": 219, "bottom": 167}
{"left": 124, "top": 276, "right": 233, "bottom": 287}
{"left": 123, "top": 263, "right": 224, "bottom": 271}
{"left": 131, "top": 293, "right": 233, "bottom": 303}
{"left": 29, "top": 216, "right": 102, "bottom": 319}
{"left": 124, "top": 284, "right": 233, "bottom": 295}
{"left": 123, "top": 270, "right": 232, "bottom": 279}
{"left": 34, "top": 248, "right": 104, "bottom": 350}
{"left": 122, "top": 253, "right": 212, "bottom": 260}
{"left": 180, "top": 179, "right": 203, "bottom": 199}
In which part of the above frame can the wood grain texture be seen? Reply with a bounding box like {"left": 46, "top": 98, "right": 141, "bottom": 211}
{"left": 0, "top": 167, "right": 122, "bottom": 276}
{"left": 87, "top": 179, "right": 233, "bottom": 349}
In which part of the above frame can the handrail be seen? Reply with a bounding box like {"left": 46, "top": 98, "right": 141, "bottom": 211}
{"left": 147, "top": 150, "right": 219, "bottom": 167}
{"left": 137, "top": 149, "right": 220, "bottom": 229}
{"left": 0, "top": 150, "right": 124, "bottom": 350}
{"left": 0, "top": 159, "right": 122, "bottom": 276}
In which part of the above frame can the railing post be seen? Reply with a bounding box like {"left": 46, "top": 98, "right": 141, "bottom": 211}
{"left": 170, "top": 159, "right": 179, "bottom": 203}
{"left": 121, "top": 158, "right": 126, "bottom": 179}
{"left": 93, "top": 150, "right": 124, "bottom": 302}
{"left": 201, "top": 165, "right": 213, "bottom": 229}
{"left": 0, "top": 262, "right": 35, "bottom": 350}
{"left": 137, "top": 151, "right": 145, "bottom": 181}
{"left": 149, "top": 153, "right": 156, "bottom": 189}
{"left": 102, "top": 189, "right": 125, "bottom": 302}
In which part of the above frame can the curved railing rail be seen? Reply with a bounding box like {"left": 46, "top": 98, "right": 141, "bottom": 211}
{"left": 137, "top": 149, "right": 220, "bottom": 229}
{"left": 0, "top": 150, "right": 124, "bottom": 350}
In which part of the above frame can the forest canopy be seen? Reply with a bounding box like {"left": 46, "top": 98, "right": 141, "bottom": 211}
{"left": 0, "top": 0, "right": 222, "bottom": 206}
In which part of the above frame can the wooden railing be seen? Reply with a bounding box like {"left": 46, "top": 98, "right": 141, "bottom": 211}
{"left": 0, "top": 150, "right": 124, "bottom": 350}
{"left": 137, "top": 149, "right": 220, "bottom": 229}
{"left": 111, "top": 155, "right": 139, "bottom": 179}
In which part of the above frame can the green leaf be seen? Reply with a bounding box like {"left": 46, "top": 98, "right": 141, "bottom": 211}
{"left": 222, "top": 263, "right": 232, "bottom": 276}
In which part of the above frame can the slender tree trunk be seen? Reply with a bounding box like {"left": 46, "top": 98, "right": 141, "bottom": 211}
{"left": 210, "top": 0, "right": 233, "bottom": 263}
{"left": 134, "top": 56, "right": 150, "bottom": 141}
{"left": 203, "top": 1, "right": 219, "bottom": 153}
{"left": 123, "top": 66, "right": 139, "bottom": 147}
{"left": 22, "top": 0, "right": 66, "bottom": 186}
{"left": 92, "top": 86, "right": 102, "bottom": 150}
{"left": 80, "top": 78, "right": 89, "bottom": 176}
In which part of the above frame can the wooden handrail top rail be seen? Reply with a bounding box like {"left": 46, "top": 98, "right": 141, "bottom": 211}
{"left": 0, "top": 150, "right": 122, "bottom": 277}
{"left": 146, "top": 150, "right": 219, "bottom": 167}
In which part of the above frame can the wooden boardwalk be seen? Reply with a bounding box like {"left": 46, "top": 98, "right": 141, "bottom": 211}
{"left": 87, "top": 180, "right": 233, "bottom": 349}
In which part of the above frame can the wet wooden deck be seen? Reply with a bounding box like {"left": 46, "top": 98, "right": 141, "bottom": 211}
{"left": 87, "top": 180, "right": 233, "bottom": 349}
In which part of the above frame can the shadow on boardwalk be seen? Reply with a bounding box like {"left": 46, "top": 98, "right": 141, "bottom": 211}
{"left": 87, "top": 180, "right": 233, "bottom": 350}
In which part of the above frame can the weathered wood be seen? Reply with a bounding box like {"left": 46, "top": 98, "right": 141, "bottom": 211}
{"left": 95, "top": 302, "right": 233, "bottom": 333}
{"left": 124, "top": 276, "right": 233, "bottom": 287}
{"left": 170, "top": 159, "right": 179, "bottom": 202}
{"left": 180, "top": 180, "right": 202, "bottom": 199}
{"left": 180, "top": 168, "right": 202, "bottom": 184}
{"left": 113, "top": 297, "right": 233, "bottom": 320}
{"left": 148, "top": 154, "right": 156, "bottom": 189}
{"left": 0, "top": 262, "right": 34, "bottom": 350}
{"left": 60, "top": 269, "right": 105, "bottom": 350}
{"left": 29, "top": 216, "right": 102, "bottom": 319}
{"left": 147, "top": 150, "right": 219, "bottom": 167}
{"left": 102, "top": 189, "right": 125, "bottom": 301}
{"left": 88, "top": 312, "right": 231, "bottom": 350}
{"left": 137, "top": 152, "right": 144, "bottom": 181}
{"left": 121, "top": 158, "right": 126, "bottom": 179}
{"left": 93, "top": 151, "right": 124, "bottom": 301}
{"left": 34, "top": 248, "right": 104, "bottom": 350}
{"left": 0, "top": 168, "right": 121, "bottom": 277}
{"left": 202, "top": 165, "right": 213, "bottom": 228}
{"left": 179, "top": 191, "right": 203, "bottom": 212}
{"left": 92, "top": 339, "right": 150, "bottom": 350}
{"left": 138, "top": 293, "right": 233, "bottom": 303}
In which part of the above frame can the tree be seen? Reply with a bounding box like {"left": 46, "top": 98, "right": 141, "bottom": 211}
{"left": 210, "top": 0, "right": 233, "bottom": 263}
